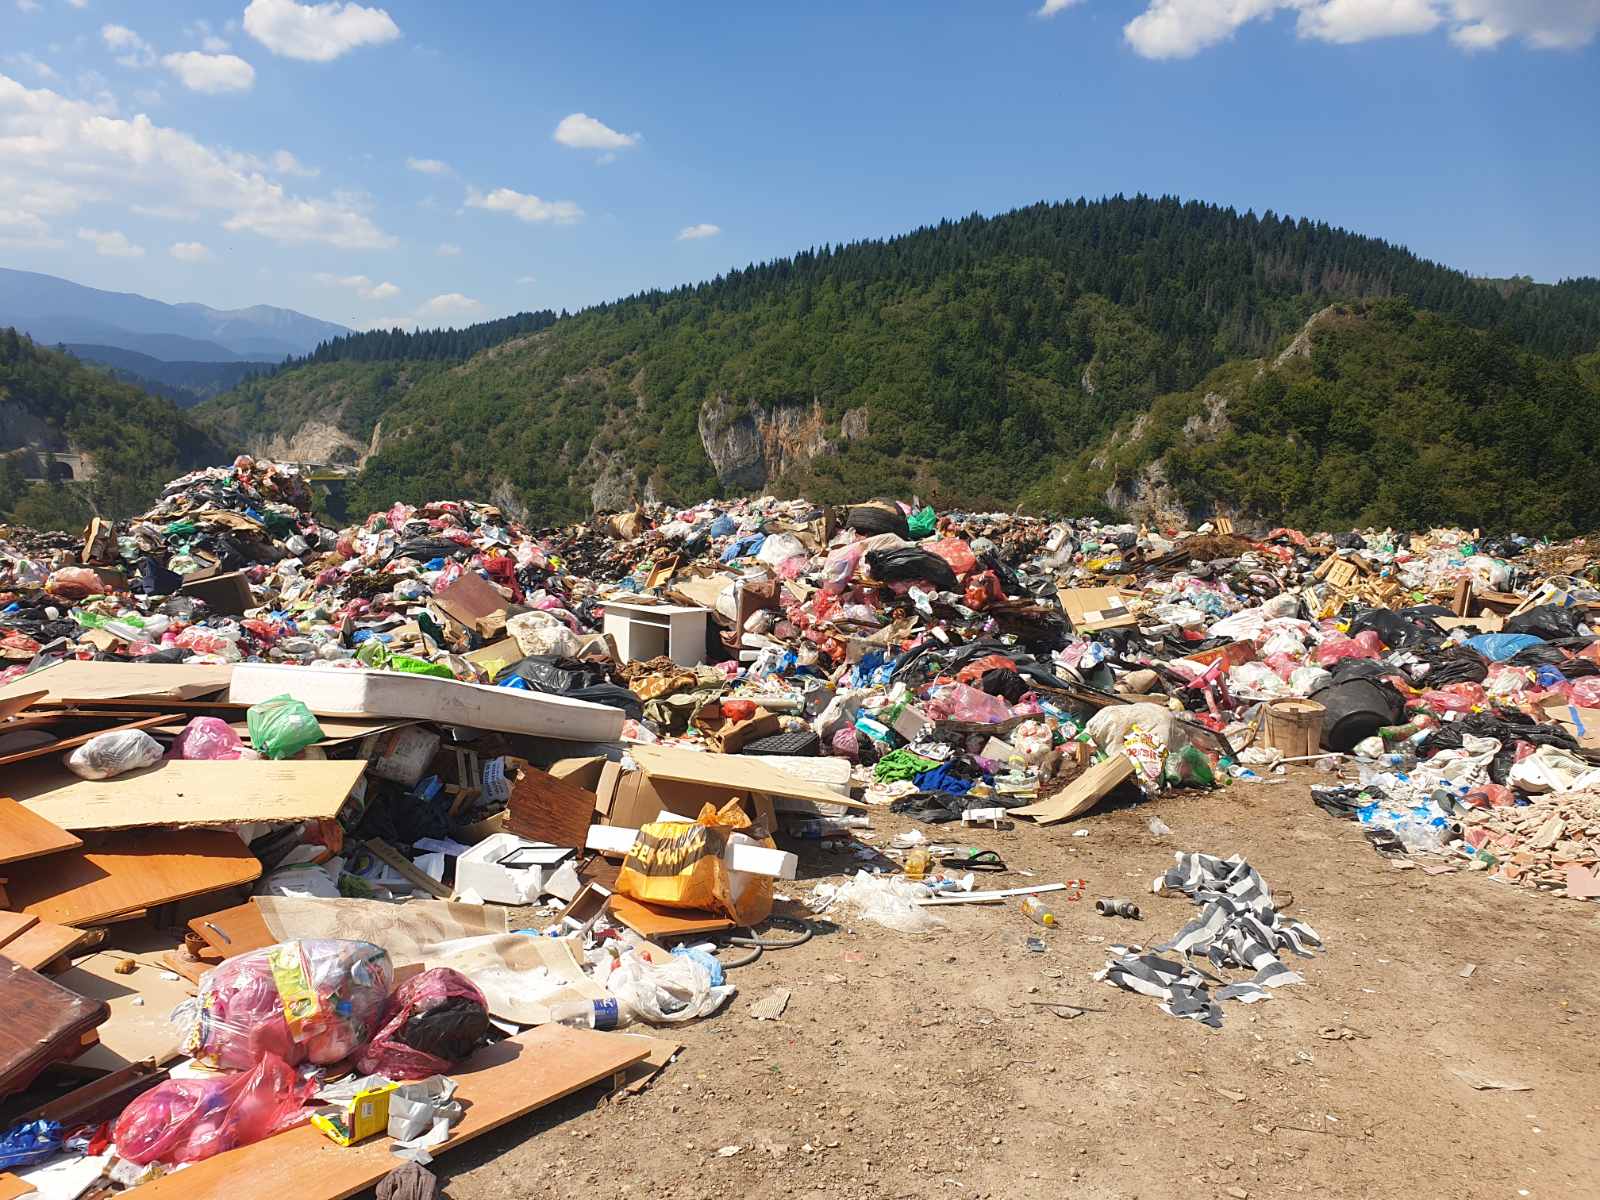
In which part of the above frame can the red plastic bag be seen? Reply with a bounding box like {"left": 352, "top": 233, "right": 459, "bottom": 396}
{"left": 113, "top": 1053, "right": 313, "bottom": 1165}
{"left": 355, "top": 968, "right": 490, "bottom": 1080}
{"left": 956, "top": 653, "right": 1017, "bottom": 687}
{"left": 1313, "top": 630, "right": 1382, "bottom": 667}
{"left": 925, "top": 538, "right": 977, "bottom": 580}
{"left": 963, "top": 571, "right": 1004, "bottom": 611}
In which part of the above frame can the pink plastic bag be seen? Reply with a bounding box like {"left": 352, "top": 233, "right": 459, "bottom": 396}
{"left": 171, "top": 716, "right": 249, "bottom": 760}
{"left": 929, "top": 682, "right": 1011, "bottom": 725}
{"left": 113, "top": 1053, "right": 314, "bottom": 1165}
{"left": 1567, "top": 677, "right": 1600, "bottom": 708}
{"left": 46, "top": 566, "right": 105, "bottom": 600}
{"left": 1313, "top": 630, "right": 1382, "bottom": 667}
{"left": 355, "top": 968, "right": 489, "bottom": 1080}
{"left": 182, "top": 939, "right": 393, "bottom": 1071}
{"left": 925, "top": 538, "right": 978, "bottom": 580}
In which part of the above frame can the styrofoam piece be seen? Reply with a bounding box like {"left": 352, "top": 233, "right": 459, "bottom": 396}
{"left": 228, "top": 663, "right": 624, "bottom": 742}
{"left": 455, "top": 832, "right": 574, "bottom": 905}
{"left": 585, "top": 823, "right": 798, "bottom": 880}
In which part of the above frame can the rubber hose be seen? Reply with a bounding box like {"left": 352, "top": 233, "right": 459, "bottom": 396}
{"left": 725, "top": 914, "right": 814, "bottom": 950}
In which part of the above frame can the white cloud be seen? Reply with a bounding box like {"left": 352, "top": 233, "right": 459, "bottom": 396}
{"left": 16, "top": 0, "right": 41, "bottom": 12}
{"left": 677, "top": 223, "right": 721, "bottom": 241}
{"left": 5, "top": 52, "right": 59, "bottom": 81}
{"left": 1036, "top": 0, "right": 1086, "bottom": 15}
{"left": 406, "top": 156, "right": 451, "bottom": 175}
{"left": 0, "top": 207, "right": 58, "bottom": 248}
{"left": 420, "top": 292, "right": 482, "bottom": 318}
{"left": 315, "top": 272, "right": 399, "bottom": 300}
{"left": 516, "top": 274, "right": 536, "bottom": 284}
{"left": 553, "top": 112, "right": 639, "bottom": 152}
{"left": 272, "top": 149, "right": 317, "bottom": 176}
{"left": 162, "top": 51, "right": 256, "bottom": 94}
{"left": 101, "top": 23, "right": 156, "bottom": 68}
{"left": 78, "top": 226, "right": 143, "bottom": 257}
{"left": 0, "top": 72, "right": 394, "bottom": 249}
{"left": 66, "top": 0, "right": 88, "bottom": 8}
{"left": 466, "top": 186, "right": 583, "bottom": 225}
{"left": 131, "top": 86, "right": 162, "bottom": 107}
{"left": 436, "top": 241, "right": 461, "bottom": 256}
{"left": 1121, "top": 0, "right": 1600, "bottom": 57}
{"left": 170, "top": 240, "right": 213, "bottom": 261}
{"left": 243, "top": 0, "right": 401, "bottom": 62}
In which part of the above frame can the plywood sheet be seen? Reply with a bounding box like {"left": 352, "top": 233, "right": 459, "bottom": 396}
{"left": 0, "top": 798, "right": 81, "bottom": 865}
{"left": 1, "top": 923, "right": 94, "bottom": 972}
{"left": 0, "top": 958, "right": 109, "bottom": 1098}
{"left": 505, "top": 765, "right": 598, "bottom": 848}
{"left": 128, "top": 1026, "right": 648, "bottom": 1200}
{"left": 0, "top": 913, "right": 39, "bottom": 945}
{"left": 0, "top": 663, "right": 233, "bottom": 705}
{"left": 10, "top": 759, "right": 365, "bottom": 832}
{"left": 7, "top": 829, "right": 261, "bottom": 926}
{"left": 607, "top": 893, "right": 735, "bottom": 938}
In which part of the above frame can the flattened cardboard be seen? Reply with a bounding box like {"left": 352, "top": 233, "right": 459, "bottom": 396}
{"left": 0, "top": 662, "right": 233, "bottom": 705}
{"left": 1537, "top": 698, "right": 1600, "bottom": 751}
{"left": 1058, "top": 586, "right": 1136, "bottom": 633}
{"left": 1010, "top": 753, "right": 1137, "bottom": 825}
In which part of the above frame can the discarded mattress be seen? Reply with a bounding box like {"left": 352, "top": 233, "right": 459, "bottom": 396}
{"left": 227, "top": 663, "right": 624, "bottom": 743}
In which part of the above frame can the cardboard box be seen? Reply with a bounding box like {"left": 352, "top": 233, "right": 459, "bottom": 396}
{"left": 1058, "top": 586, "right": 1136, "bottom": 633}
{"left": 1537, "top": 697, "right": 1600, "bottom": 751}
{"left": 690, "top": 702, "right": 781, "bottom": 753}
{"left": 179, "top": 568, "right": 253, "bottom": 616}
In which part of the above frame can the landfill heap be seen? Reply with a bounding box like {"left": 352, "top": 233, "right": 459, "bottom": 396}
{"left": 2, "top": 455, "right": 1599, "bottom": 1192}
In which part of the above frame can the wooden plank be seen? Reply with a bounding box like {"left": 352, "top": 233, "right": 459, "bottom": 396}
{"left": 0, "top": 713, "right": 176, "bottom": 771}
{"left": 607, "top": 893, "right": 735, "bottom": 938}
{"left": 10, "top": 759, "right": 366, "bottom": 832}
{"left": 187, "top": 900, "right": 276, "bottom": 958}
{"left": 0, "top": 662, "right": 233, "bottom": 706}
{"left": 7, "top": 830, "right": 261, "bottom": 926}
{"left": 127, "top": 1026, "right": 648, "bottom": 1200}
{"left": 1009, "top": 754, "right": 1137, "bottom": 825}
{"left": 505, "top": 765, "right": 599, "bottom": 849}
{"left": 1, "top": 923, "right": 94, "bottom": 972}
{"left": 0, "top": 690, "right": 47, "bottom": 722}
{"left": 362, "top": 838, "right": 453, "bottom": 899}
{"left": 0, "top": 1172, "right": 36, "bottom": 1200}
{"left": 0, "top": 797, "right": 82, "bottom": 865}
{"left": 0, "top": 913, "right": 39, "bottom": 946}
{"left": 14, "top": 1060, "right": 168, "bottom": 1128}
{"left": 0, "top": 957, "right": 110, "bottom": 1099}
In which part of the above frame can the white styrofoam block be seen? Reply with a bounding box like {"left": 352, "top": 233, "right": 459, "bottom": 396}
{"left": 454, "top": 832, "right": 574, "bottom": 905}
{"left": 228, "top": 663, "right": 623, "bottom": 742}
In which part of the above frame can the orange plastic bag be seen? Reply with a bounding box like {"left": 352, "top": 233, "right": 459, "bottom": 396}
{"left": 614, "top": 799, "right": 775, "bottom": 925}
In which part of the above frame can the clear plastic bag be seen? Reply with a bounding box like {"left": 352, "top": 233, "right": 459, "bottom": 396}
{"left": 820, "top": 871, "right": 947, "bottom": 934}
{"left": 180, "top": 939, "right": 393, "bottom": 1070}
{"left": 245, "top": 695, "right": 324, "bottom": 760}
{"left": 64, "top": 729, "right": 164, "bottom": 779}
{"left": 171, "top": 716, "right": 250, "bottom": 760}
{"left": 355, "top": 968, "right": 489, "bottom": 1080}
{"left": 604, "top": 950, "right": 735, "bottom": 1025}
{"left": 113, "top": 1053, "right": 314, "bottom": 1166}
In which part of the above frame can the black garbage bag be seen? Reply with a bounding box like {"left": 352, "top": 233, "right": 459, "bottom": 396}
{"left": 979, "top": 667, "right": 1030, "bottom": 703}
{"left": 130, "top": 557, "right": 183, "bottom": 596}
{"left": 388, "top": 537, "right": 476, "bottom": 564}
{"left": 502, "top": 655, "right": 610, "bottom": 693}
{"left": 845, "top": 502, "right": 910, "bottom": 540}
{"left": 560, "top": 683, "right": 644, "bottom": 720}
{"left": 1410, "top": 646, "right": 1489, "bottom": 686}
{"left": 1348, "top": 607, "right": 1441, "bottom": 648}
{"left": 865, "top": 547, "right": 959, "bottom": 593}
{"left": 1333, "top": 532, "right": 1368, "bottom": 550}
{"left": 1505, "top": 604, "right": 1585, "bottom": 640}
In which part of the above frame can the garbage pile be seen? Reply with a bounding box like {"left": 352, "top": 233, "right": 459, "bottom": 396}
{"left": 2, "top": 456, "right": 1600, "bottom": 1194}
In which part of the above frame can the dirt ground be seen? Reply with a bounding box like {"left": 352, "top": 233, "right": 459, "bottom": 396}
{"left": 441, "top": 771, "right": 1600, "bottom": 1200}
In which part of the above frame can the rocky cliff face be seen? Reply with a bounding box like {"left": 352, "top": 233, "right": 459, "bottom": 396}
{"left": 696, "top": 395, "right": 858, "bottom": 493}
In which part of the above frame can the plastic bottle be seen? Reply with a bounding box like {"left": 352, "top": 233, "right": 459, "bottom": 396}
{"left": 547, "top": 997, "right": 625, "bottom": 1031}
{"left": 1020, "top": 896, "right": 1056, "bottom": 927}
{"left": 903, "top": 847, "right": 930, "bottom": 881}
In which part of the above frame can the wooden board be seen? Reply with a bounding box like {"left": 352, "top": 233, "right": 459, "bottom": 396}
{"left": 0, "top": 690, "right": 47, "bottom": 722}
{"left": 10, "top": 759, "right": 366, "bottom": 832}
{"left": 0, "top": 957, "right": 110, "bottom": 1098}
{"left": 0, "top": 1173, "right": 36, "bottom": 1200}
{"left": 628, "top": 744, "right": 852, "bottom": 808}
{"left": 0, "top": 713, "right": 176, "bottom": 771}
{"left": 1009, "top": 754, "right": 1137, "bottom": 825}
{"left": 187, "top": 900, "right": 276, "bottom": 958}
{"left": 7, "top": 829, "right": 261, "bottom": 926}
{"left": 52, "top": 953, "right": 193, "bottom": 1070}
{"left": 127, "top": 1025, "right": 648, "bottom": 1200}
{"left": 0, "top": 797, "right": 82, "bottom": 865}
{"left": 0, "top": 913, "right": 38, "bottom": 945}
{"left": 0, "top": 923, "right": 94, "bottom": 972}
{"left": 505, "top": 765, "right": 599, "bottom": 848}
{"left": 607, "top": 893, "right": 735, "bottom": 938}
{"left": 0, "top": 662, "right": 233, "bottom": 706}
{"left": 362, "top": 838, "right": 453, "bottom": 899}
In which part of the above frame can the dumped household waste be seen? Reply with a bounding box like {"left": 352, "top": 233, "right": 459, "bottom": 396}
{"left": 2, "top": 457, "right": 1599, "bottom": 1193}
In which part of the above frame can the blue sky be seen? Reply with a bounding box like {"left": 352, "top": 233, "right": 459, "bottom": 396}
{"left": 2, "top": 0, "right": 1597, "bottom": 333}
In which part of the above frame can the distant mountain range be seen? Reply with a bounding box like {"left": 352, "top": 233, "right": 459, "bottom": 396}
{"left": 0, "top": 268, "right": 350, "bottom": 363}
{"left": 59, "top": 344, "right": 267, "bottom": 408}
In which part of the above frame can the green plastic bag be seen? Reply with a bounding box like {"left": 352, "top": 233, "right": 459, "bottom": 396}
{"left": 1162, "top": 745, "right": 1217, "bottom": 789}
{"left": 246, "top": 694, "right": 324, "bottom": 760}
{"left": 388, "top": 654, "right": 455, "bottom": 680}
{"left": 907, "top": 506, "right": 936, "bottom": 539}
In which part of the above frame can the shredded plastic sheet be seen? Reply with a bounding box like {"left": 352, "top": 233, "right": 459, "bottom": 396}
{"left": 1095, "top": 852, "right": 1322, "bottom": 1027}
{"left": 812, "top": 871, "right": 947, "bottom": 934}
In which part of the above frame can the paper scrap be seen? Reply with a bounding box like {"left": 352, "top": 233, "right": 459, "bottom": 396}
{"left": 750, "top": 987, "right": 791, "bottom": 1021}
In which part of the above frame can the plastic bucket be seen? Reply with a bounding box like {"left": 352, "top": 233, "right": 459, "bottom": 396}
{"left": 1262, "top": 699, "right": 1326, "bottom": 757}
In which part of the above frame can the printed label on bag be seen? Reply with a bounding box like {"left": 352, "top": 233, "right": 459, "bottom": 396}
{"left": 268, "top": 942, "right": 323, "bottom": 1041}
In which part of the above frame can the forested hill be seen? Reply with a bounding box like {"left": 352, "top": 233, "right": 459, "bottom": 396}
{"left": 192, "top": 195, "right": 1600, "bottom": 531}
{"left": 0, "top": 329, "right": 226, "bottom": 528}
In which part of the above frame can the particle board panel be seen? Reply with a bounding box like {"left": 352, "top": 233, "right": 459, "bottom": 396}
{"left": 0, "top": 957, "right": 110, "bottom": 1099}
{"left": 0, "top": 663, "right": 233, "bottom": 705}
{"left": 0, "top": 798, "right": 82, "bottom": 865}
{"left": 606, "top": 893, "right": 735, "bottom": 939}
{"left": 6, "top": 829, "right": 261, "bottom": 927}
{"left": 186, "top": 900, "right": 276, "bottom": 958}
{"left": 0, "top": 923, "right": 94, "bottom": 972}
{"left": 627, "top": 744, "right": 851, "bottom": 808}
{"left": 504, "top": 764, "right": 600, "bottom": 848}
{"left": 126, "top": 1025, "right": 648, "bottom": 1200}
{"left": 52, "top": 953, "right": 192, "bottom": 1070}
{"left": 9, "top": 759, "right": 366, "bottom": 832}
{"left": 0, "top": 913, "right": 39, "bottom": 945}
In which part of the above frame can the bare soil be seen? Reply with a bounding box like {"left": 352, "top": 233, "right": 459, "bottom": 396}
{"left": 442, "top": 772, "right": 1600, "bottom": 1200}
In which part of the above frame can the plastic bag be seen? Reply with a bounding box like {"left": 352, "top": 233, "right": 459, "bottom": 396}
{"left": 65, "top": 728, "right": 164, "bottom": 779}
{"left": 506, "top": 610, "right": 581, "bottom": 659}
{"left": 245, "top": 695, "right": 324, "bottom": 760}
{"left": 864, "top": 547, "right": 959, "bottom": 593}
{"left": 605, "top": 950, "right": 736, "bottom": 1025}
{"left": 46, "top": 565, "right": 106, "bottom": 600}
{"left": 172, "top": 715, "right": 249, "bottom": 760}
{"left": 181, "top": 939, "right": 393, "bottom": 1070}
{"left": 355, "top": 968, "right": 489, "bottom": 1080}
{"left": 928, "top": 682, "right": 1010, "bottom": 725}
{"left": 906, "top": 505, "right": 937, "bottom": 539}
{"left": 113, "top": 1053, "right": 314, "bottom": 1166}
{"left": 924, "top": 537, "right": 978, "bottom": 580}
{"left": 0, "top": 1119, "right": 61, "bottom": 1170}
{"left": 1313, "top": 631, "right": 1383, "bottom": 667}
{"left": 820, "top": 871, "right": 946, "bottom": 934}
{"left": 823, "top": 541, "right": 867, "bottom": 592}
{"left": 613, "top": 800, "right": 777, "bottom": 925}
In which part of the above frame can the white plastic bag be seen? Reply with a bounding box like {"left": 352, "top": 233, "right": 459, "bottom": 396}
{"left": 65, "top": 729, "right": 164, "bottom": 780}
{"left": 819, "top": 871, "right": 947, "bottom": 934}
{"left": 605, "top": 950, "right": 735, "bottom": 1025}
{"left": 506, "top": 610, "right": 580, "bottom": 659}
